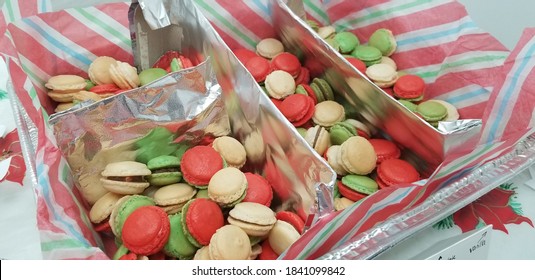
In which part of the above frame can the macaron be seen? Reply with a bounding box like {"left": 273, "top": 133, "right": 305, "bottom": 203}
{"left": 416, "top": 100, "right": 448, "bottom": 127}
{"left": 336, "top": 180, "right": 367, "bottom": 202}
{"left": 180, "top": 145, "right": 224, "bottom": 189}
{"left": 181, "top": 198, "right": 224, "bottom": 247}
{"left": 381, "top": 56, "right": 398, "bottom": 70}
{"left": 256, "top": 38, "right": 284, "bottom": 59}
{"left": 89, "top": 192, "right": 123, "bottom": 224}
{"left": 242, "top": 172, "right": 273, "bottom": 207}
{"left": 351, "top": 45, "right": 383, "bottom": 66}
{"left": 294, "top": 66, "right": 310, "bottom": 85}
{"left": 267, "top": 220, "right": 301, "bottom": 255}
{"left": 164, "top": 213, "right": 198, "bottom": 259}
{"left": 368, "top": 138, "right": 401, "bottom": 164}
{"left": 428, "top": 99, "right": 460, "bottom": 121}
{"left": 193, "top": 246, "right": 212, "bottom": 260}
{"left": 393, "top": 74, "right": 425, "bottom": 101}
{"left": 339, "top": 136, "right": 377, "bottom": 175}
{"left": 345, "top": 57, "right": 367, "bottom": 74}
{"left": 109, "top": 195, "right": 156, "bottom": 238}
{"left": 138, "top": 68, "right": 168, "bottom": 86}
{"left": 334, "top": 197, "right": 355, "bottom": 211}
{"left": 89, "top": 83, "right": 121, "bottom": 95}
{"left": 212, "top": 136, "right": 247, "bottom": 169}
{"left": 228, "top": 202, "right": 277, "bottom": 237}
{"left": 208, "top": 167, "right": 248, "bottom": 207}
{"left": 233, "top": 48, "right": 258, "bottom": 65}
{"left": 270, "top": 52, "right": 301, "bottom": 78}
{"left": 344, "top": 119, "right": 372, "bottom": 138}
{"left": 109, "top": 61, "right": 140, "bottom": 90}
{"left": 329, "top": 121, "right": 357, "bottom": 145}
{"left": 258, "top": 240, "right": 279, "bottom": 260}
{"left": 121, "top": 205, "right": 170, "bottom": 256}
{"left": 279, "top": 93, "right": 315, "bottom": 127}
{"left": 153, "top": 183, "right": 197, "bottom": 214}
{"left": 312, "top": 100, "right": 346, "bottom": 128}
{"left": 325, "top": 145, "right": 347, "bottom": 176}
{"left": 275, "top": 211, "right": 305, "bottom": 234}
{"left": 45, "top": 75, "right": 87, "bottom": 102}
{"left": 334, "top": 31, "right": 360, "bottom": 54}
{"left": 368, "top": 28, "right": 397, "bottom": 56}
{"left": 209, "top": 225, "right": 251, "bottom": 260}
{"left": 244, "top": 56, "right": 271, "bottom": 83}
{"left": 100, "top": 161, "right": 151, "bottom": 195}
{"left": 398, "top": 99, "right": 418, "bottom": 112}
{"left": 376, "top": 158, "right": 420, "bottom": 189}
{"left": 265, "top": 70, "right": 296, "bottom": 100}
{"left": 325, "top": 36, "right": 341, "bottom": 52}
{"left": 341, "top": 174, "right": 379, "bottom": 195}
{"left": 88, "top": 56, "right": 117, "bottom": 85}
{"left": 311, "top": 78, "right": 335, "bottom": 101}
{"left": 365, "top": 63, "right": 398, "bottom": 88}
{"left": 146, "top": 155, "right": 182, "bottom": 186}
{"left": 305, "top": 125, "right": 331, "bottom": 155}
{"left": 317, "top": 25, "right": 336, "bottom": 39}
{"left": 295, "top": 83, "right": 318, "bottom": 104}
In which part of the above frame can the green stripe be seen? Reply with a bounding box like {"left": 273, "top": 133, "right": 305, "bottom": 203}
{"left": 20, "top": 64, "right": 44, "bottom": 92}
{"left": 74, "top": 8, "right": 131, "bottom": 48}
{"left": 415, "top": 54, "right": 507, "bottom": 79}
{"left": 29, "top": 87, "right": 37, "bottom": 99}
{"left": 194, "top": 0, "right": 257, "bottom": 48}
{"left": 304, "top": 0, "right": 330, "bottom": 24}
{"left": 341, "top": 0, "right": 433, "bottom": 29}
{"left": 436, "top": 144, "right": 495, "bottom": 178}
{"left": 41, "top": 239, "right": 88, "bottom": 251}
{"left": 5, "top": 0, "right": 17, "bottom": 22}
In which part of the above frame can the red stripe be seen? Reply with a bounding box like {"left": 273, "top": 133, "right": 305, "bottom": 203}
{"left": 211, "top": 23, "right": 249, "bottom": 50}
{"left": 19, "top": 0, "right": 40, "bottom": 19}
{"left": 36, "top": 196, "right": 65, "bottom": 233}
{"left": 215, "top": 0, "right": 276, "bottom": 41}
{"left": 326, "top": 0, "right": 390, "bottom": 24}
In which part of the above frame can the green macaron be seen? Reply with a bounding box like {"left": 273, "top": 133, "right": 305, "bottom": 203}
{"left": 84, "top": 79, "right": 95, "bottom": 91}
{"left": 416, "top": 100, "right": 447, "bottom": 123}
{"left": 341, "top": 174, "right": 379, "bottom": 195}
{"left": 164, "top": 213, "right": 197, "bottom": 259}
{"left": 325, "top": 36, "right": 341, "bottom": 52}
{"left": 306, "top": 19, "right": 320, "bottom": 32}
{"left": 296, "top": 127, "right": 308, "bottom": 139}
{"left": 170, "top": 57, "right": 183, "bottom": 72}
{"left": 351, "top": 45, "right": 382, "bottom": 66}
{"left": 310, "top": 82, "right": 325, "bottom": 103}
{"left": 312, "top": 78, "right": 335, "bottom": 101}
{"left": 147, "top": 155, "right": 182, "bottom": 186}
{"left": 368, "top": 28, "right": 397, "bottom": 56}
{"left": 329, "top": 122, "right": 357, "bottom": 145}
{"left": 195, "top": 189, "right": 209, "bottom": 199}
{"left": 139, "top": 68, "right": 168, "bottom": 86}
{"left": 112, "top": 244, "right": 130, "bottom": 260}
{"left": 398, "top": 100, "right": 418, "bottom": 112}
{"left": 112, "top": 195, "right": 156, "bottom": 239}
{"left": 334, "top": 31, "right": 360, "bottom": 54}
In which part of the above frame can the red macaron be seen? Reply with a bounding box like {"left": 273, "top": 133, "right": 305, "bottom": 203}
{"left": 346, "top": 57, "right": 367, "bottom": 74}
{"left": 270, "top": 52, "right": 301, "bottom": 78}
{"left": 242, "top": 172, "right": 274, "bottom": 207}
{"left": 90, "top": 83, "right": 121, "bottom": 94}
{"left": 233, "top": 48, "right": 258, "bottom": 65}
{"left": 294, "top": 66, "right": 310, "bottom": 85}
{"left": 258, "top": 240, "right": 279, "bottom": 260}
{"left": 368, "top": 138, "right": 401, "bottom": 164}
{"left": 121, "top": 206, "right": 170, "bottom": 256}
{"left": 245, "top": 56, "right": 271, "bottom": 83}
{"left": 182, "top": 198, "right": 224, "bottom": 247}
{"left": 180, "top": 146, "right": 224, "bottom": 188}
{"left": 279, "top": 94, "right": 315, "bottom": 127}
{"left": 276, "top": 211, "right": 305, "bottom": 234}
{"left": 376, "top": 158, "right": 420, "bottom": 189}
{"left": 337, "top": 180, "right": 367, "bottom": 202}
{"left": 393, "top": 74, "right": 425, "bottom": 100}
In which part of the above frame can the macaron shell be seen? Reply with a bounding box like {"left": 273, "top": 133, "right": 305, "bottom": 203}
{"left": 275, "top": 211, "right": 305, "bottom": 234}
{"left": 351, "top": 45, "right": 382, "bottom": 66}
{"left": 258, "top": 240, "right": 279, "bottom": 260}
{"left": 268, "top": 220, "right": 301, "bottom": 255}
{"left": 312, "top": 101, "right": 345, "bottom": 128}
{"left": 368, "top": 138, "right": 401, "bottom": 163}
{"left": 245, "top": 56, "right": 271, "bottom": 83}
{"left": 256, "top": 38, "right": 284, "bottom": 59}
{"left": 280, "top": 94, "right": 315, "bottom": 127}
{"left": 368, "top": 28, "right": 397, "bottom": 56}
{"left": 153, "top": 183, "right": 197, "bottom": 206}
{"left": 212, "top": 136, "right": 247, "bottom": 169}
{"left": 334, "top": 31, "right": 360, "bottom": 54}
{"left": 88, "top": 56, "right": 117, "bottom": 85}
{"left": 337, "top": 181, "right": 367, "bottom": 202}
{"left": 209, "top": 225, "right": 251, "bottom": 260}
{"left": 341, "top": 174, "right": 378, "bottom": 195}
{"left": 313, "top": 78, "right": 335, "bottom": 101}
{"left": 345, "top": 57, "right": 367, "bottom": 74}
{"left": 229, "top": 202, "right": 276, "bottom": 226}
{"left": 329, "top": 122, "right": 357, "bottom": 145}
{"left": 208, "top": 167, "right": 248, "bottom": 206}
{"left": 325, "top": 145, "right": 348, "bottom": 176}
{"left": 393, "top": 74, "right": 425, "bottom": 99}
{"left": 45, "top": 74, "right": 87, "bottom": 92}
{"left": 294, "top": 66, "right": 310, "bottom": 85}
{"left": 139, "top": 68, "right": 168, "bottom": 86}
{"left": 122, "top": 206, "right": 170, "bottom": 256}
{"left": 183, "top": 198, "right": 224, "bottom": 247}
{"left": 429, "top": 99, "right": 460, "bottom": 121}
{"left": 89, "top": 192, "right": 123, "bottom": 223}
{"left": 233, "top": 48, "right": 258, "bottom": 65}
{"left": 180, "top": 146, "right": 224, "bottom": 187}
{"left": 334, "top": 197, "right": 355, "bottom": 211}
{"left": 265, "top": 70, "right": 296, "bottom": 99}
{"left": 193, "top": 246, "right": 212, "bottom": 260}
{"left": 100, "top": 178, "right": 150, "bottom": 195}
{"left": 270, "top": 52, "right": 301, "bottom": 77}
{"left": 110, "top": 195, "right": 155, "bottom": 238}
{"left": 377, "top": 158, "right": 420, "bottom": 187}
{"left": 101, "top": 161, "right": 151, "bottom": 177}
{"left": 242, "top": 172, "right": 273, "bottom": 207}
{"left": 416, "top": 100, "right": 448, "bottom": 122}
{"left": 339, "top": 136, "right": 377, "bottom": 175}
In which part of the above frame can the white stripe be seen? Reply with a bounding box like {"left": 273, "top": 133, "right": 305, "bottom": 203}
{"left": 333, "top": 0, "right": 451, "bottom": 30}
{"left": 481, "top": 36, "right": 535, "bottom": 141}
{"left": 37, "top": 0, "right": 53, "bottom": 13}
{"left": 67, "top": 7, "right": 131, "bottom": 54}
{"left": 19, "top": 55, "right": 49, "bottom": 91}
{"left": 396, "top": 17, "right": 485, "bottom": 52}
{"left": 16, "top": 18, "right": 96, "bottom": 71}
{"left": 3, "top": 0, "right": 22, "bottom": 23}
{"left": 436, "top": 85, "right": 493, "bottom": 109}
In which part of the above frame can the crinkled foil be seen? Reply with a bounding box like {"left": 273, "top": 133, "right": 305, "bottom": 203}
{"left": 49, "top": 0, "right": 336, "bottom": 224}
{"left": 272, "top": 0, "right": 482, "bottom": 177}
{"left": 320, "top": 131, "right": 535, "bottom": 260}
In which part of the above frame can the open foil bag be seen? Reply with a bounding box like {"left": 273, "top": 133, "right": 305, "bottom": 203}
{"left": 1, "top": 0, "right": 534, "bottom": 259}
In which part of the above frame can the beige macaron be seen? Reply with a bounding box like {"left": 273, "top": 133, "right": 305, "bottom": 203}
{"left": 100, "top": 161, "right": 151, "bottom": 195}
{"left": 89, "top": 192, "right": 124, "bottom": 223}
{"left": 380, "top": 56, "right": 397, "bottom": 71}
{"left": 312, "top": 101, "right": 346, "bottom": 128}
{"left": 212, "top": 136, "right": 247, "bottom": 169}
{"left": 153, "top": 183, "right": 197, "bottom": 214}
{"left": 228, "top": 202, "right": 277, "bottom": 237}
{"left": 45, "top": 74, "right": 87, "bottom": 94}
{"left": 325, "top": 145, "right": 347, "bottom": 176}
{"left": 88, "top": 56, "right": 117, "bottom": 85}
{"left": 339, "top": 136, "right": 377, "bottom": 175}
{"left": 208, "top": 167, "right": 248, "bottom": 207}
{"left": 305, "top": 125, "right": 331, "bottom": 155}
{"left": 344, "top": 118, "right": 372, "bottom": 137}
{"left": 265, "top": 70, "right": 296, "bottom": 100}
{"left": 193, "top": 246, "right": 212, "bottom": 260}
{"left": 334, "top": 197, "right": 355, "bottom": 211}
{"left": 54, "top": 102, "right": 75, "bottom": 113}
{"left": 249, "top": 244, "right": 262, "bottom": 260}
{"left": 209, "top": 225, "right": 251, "bottom": 260}
{"left": 365, "top": 63, "right": 398, "bottom": 88}
{"left": 109, "top": 61, "right": 140, "bottom": 89}
{"left": 256, "top": 38, "right": 284, "bottom": 59}
{"left": 317, "top": 25, "right": 336, "bottom": 39}
{"left": 268, "top": 220, "right": 301, "bottom": 255}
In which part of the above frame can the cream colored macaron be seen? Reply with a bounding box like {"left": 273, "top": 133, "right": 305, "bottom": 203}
{"left": 109, "top": 61, "right": 140, "bottom": 89}
{"left": 208, "top": 167, "right": 247, "bottom": 207}
{"left": 265, "top": 70, "right": 296, "bottom": 100}
{"left": 45, "top": 74, "right": 87, "bottom": 94}
{"left": 305, "top": 125, "right": 331, "bottom": 156}
{"left": 193, "top": 246, "right": 211, "bottom": 260}
{"left": 228, "top": 202, "right": 276, "bottom": 237}
{"left": 365, "top": 63, "right": 398, "bottom": 88}
{"left": 100, "top": 161, "right": 151, "bottom": 195}
{"left": 212, "top": 136, "right": 247, "bottom": 169}
{"left": 256, "top": 38, "right": 284, "bottom": 59}
{"left": 339, "top": 136, "right": 377, "bottom": 175}
{"left": 268, "top": 220, "right": 301, "bottom": 255}
{"left": 334, "top": 197, "right": 355, "bottom": 211}
{"left": 209, "top": 225, "right": 251, "bottom": 260}
{"left": 325, "top": 145, "right": 347, "bottom": 176}
{"left": 88, "top": 56, "right": 117, "bottom": 85}
{"left": 89, "top": 192, "right": 124, "bottom": 223}
{"left": 317, "top": 25, "right": 336, "bottom": 39}
{"left": 153, "top": 183, "right": 197, "bottom": 214}
{"left": 312, "top": 100, "right": 346, "bottom": 128}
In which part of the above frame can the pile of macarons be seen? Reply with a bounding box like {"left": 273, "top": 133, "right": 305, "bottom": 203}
{"left": 45, "top": 51, "right": 195, "bottom": 113}
{"left": 308, "top": 21, "right": 460, "bottom": 127}
{"left": 89, "top": 134, "right": 306, "bottom": 260}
